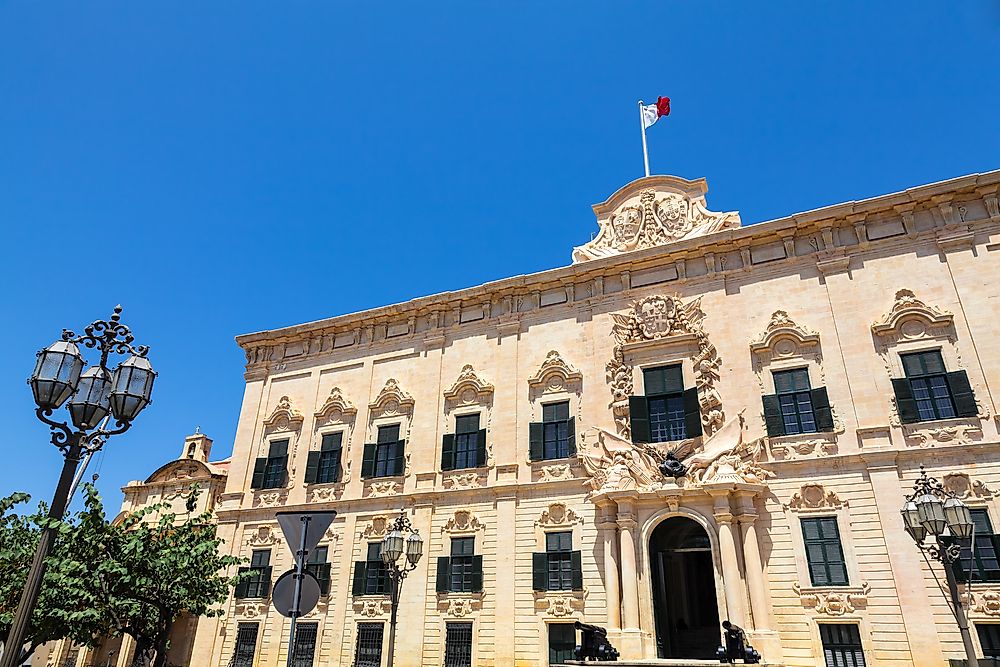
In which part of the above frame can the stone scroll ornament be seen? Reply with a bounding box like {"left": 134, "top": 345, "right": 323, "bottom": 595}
{"left": 573, "top": 188, "right": 740, "bottom": 262}
{"left": 605, "top": 294, "right": 724, "bottom": 439}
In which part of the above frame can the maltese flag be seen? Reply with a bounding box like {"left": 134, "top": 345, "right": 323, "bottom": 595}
{"left": 641, "top": 96, "right": 671, "bottom": 129}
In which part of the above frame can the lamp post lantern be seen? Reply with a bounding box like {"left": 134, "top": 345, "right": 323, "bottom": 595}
{"left": 901, "top": 466, "right": 979, "bottom": 667}
{"left": 379, "top": 512, "right": 423, "bottom": 667}
{"left": 1, "top": 306, "right": 155, "bottom": 667}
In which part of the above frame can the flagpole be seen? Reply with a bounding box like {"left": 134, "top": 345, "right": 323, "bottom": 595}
{"left": 638, "top": 100, "right": 650, "bottom": 177}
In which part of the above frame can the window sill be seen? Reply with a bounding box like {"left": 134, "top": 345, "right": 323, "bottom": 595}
{"left": 792, "top": 582, "right": 870, "bottom": 614}
{"left": 528, "top": 457, "right": 580, "bottom": 483}
{"left": 898, "top": 416, "right": 985, "bottom": 447}
{"left": 767, "top": 431, "right": 838, "bottom": 460}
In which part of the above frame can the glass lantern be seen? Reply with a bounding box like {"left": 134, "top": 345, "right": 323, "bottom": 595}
{"left": 68, "top": 366, "right": 112, "bottom": 430}
{"left": 109, "top": 354, "right": 156, "bottom": 422}
{"left": 405, "top": 530, "right": 424, "bottom": 566}
{"left": 29, "top": 340, "right": 85, "bottom": 411}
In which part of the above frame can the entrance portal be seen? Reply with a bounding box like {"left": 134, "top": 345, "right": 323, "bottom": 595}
{"left": 649, "top": 516, "right": 721, "bottom": 659}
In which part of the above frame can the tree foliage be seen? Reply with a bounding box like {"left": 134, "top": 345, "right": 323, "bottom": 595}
{"left": 0, "top": 485, "right": 244, "bottom": 667}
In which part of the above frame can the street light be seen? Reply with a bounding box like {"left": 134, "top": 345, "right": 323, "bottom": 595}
{"left": 379, "top": 513, "right": 423, "bottom": 667}
{"left": 901, "top": 466, "right": 979, "bottom": 667}
{"left": 1, "top": 306, "right": 155, "bottom": 667}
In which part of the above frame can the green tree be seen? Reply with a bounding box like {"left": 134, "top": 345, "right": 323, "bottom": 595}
{"left": 0, "top": 486, "right": 244, "bottom": 667}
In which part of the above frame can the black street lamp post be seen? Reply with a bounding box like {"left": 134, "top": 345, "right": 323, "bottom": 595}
{"left": 379, "top": 513, "right": 424, "bottom": 667}
{"left": 901, "top": 466, "right": 979, "bottom": 667}
{"left": 1, "top": 306, "right": 155, "bottom": 667}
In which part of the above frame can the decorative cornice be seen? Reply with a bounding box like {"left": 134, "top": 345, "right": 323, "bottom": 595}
{"left": 784, "top": 483, "right": 847, "bottom": 512}
{"left": 527, "top": 350, "right": 583, "bottom": 391}
{"left": 536, "top": 503, "right": 582, "bottom": 528}
{"left": 442, "top": 510, "right": 485, "bottom": 534}
{"left": 263, "top": 396, "right": 304, "bottom": 430}
{"left": 750, "top": 310, "right": 820, "bottom": 354}
{"left": 871, "top": 289, "right": 954, "bottom": 337}
{"left": 369, "top": 379, "right": 415, "bottom": 417}
{"left": 443, "top": 365, "right": 494, "bottom": 408}
{"left": 314, "top": 387, "right": 358, "bottom": 423}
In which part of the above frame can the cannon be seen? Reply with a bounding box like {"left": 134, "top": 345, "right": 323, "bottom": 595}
{"left": 716, "top": 620, "right": 761, "bottom": 664}
{"left": 573, "top": 621, "right": 620, "bottom": 662}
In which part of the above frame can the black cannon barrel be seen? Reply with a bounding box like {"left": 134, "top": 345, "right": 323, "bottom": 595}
{"left": 574, "top": 621, "right": 608, "bottom": 636}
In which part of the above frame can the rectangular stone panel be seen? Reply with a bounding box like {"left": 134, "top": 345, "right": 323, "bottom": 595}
{"left": 632, "top": 265, "right": 678, "bottom": 287}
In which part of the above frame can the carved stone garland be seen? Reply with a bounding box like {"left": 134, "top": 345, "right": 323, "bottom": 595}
{"left": 606, "top": 294, "right": 723, "bottom": 439}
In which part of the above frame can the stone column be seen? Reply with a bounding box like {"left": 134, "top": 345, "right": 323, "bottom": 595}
{"left": 596, "top": 500, "right": 621, "bottom": 632}
{"left": 115, "top": 635, "right": 134, "bottom": 667}
{"left": 736, "top": 493, "right": 770, "bottom": 631}
{"left": 614, "top": 495, "right": 643, "bottom": 658}
{"left": 709, "top": 491, "right": 746, "bottom": 627}
{"left": 494, "top": 491, "right": 518, "bottom": 666}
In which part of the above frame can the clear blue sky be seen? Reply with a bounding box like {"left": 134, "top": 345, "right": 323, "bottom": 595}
{"left": 1, "top": 2, "right": 998, "bottom": 511}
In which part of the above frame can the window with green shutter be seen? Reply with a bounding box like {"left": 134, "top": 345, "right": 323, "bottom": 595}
{"left": 801, "top": 517, "right": 848, "bottom": 586}
{"left": 762, "top": 369, "right": 835, "bottom": 437}
{"left": 532, "top": 531, "right": 582, "bottom": 592}
{"left": 548, "top": 623, "right": 577, "bottom": 666}
{"left": 896, "top": 350, "right": 979, "bottom": 422}
{"left": 316, "top": 433, "right": 343, "bottom": 484}
{"left": 630, "top": 365, "right": 701, "bottom": 443}
{"left": 954, "top": 509, "right": 1000, "bottom": 583}
{"left": 443, "top": 414, "right": 486, "bottom": 470}
{"left": 529, "top": 402, "right": 575, "bottom": 461}
{"left": 236, "top": 549, "right": 272, "bottom": 599}
{"left": 305, "top": 546, "right": 332, "bottom": 595}
{"left": 251, "top": 440, "right": 289, "bottom": 489}
{"left": 362, "top": 424, "right": 405, "bottom": 479}
{"left": 819, "top": 624, "right": 866, "bottom": 667}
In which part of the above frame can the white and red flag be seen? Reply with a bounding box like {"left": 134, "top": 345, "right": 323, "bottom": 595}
{"left": 637, "top": 96, "right": 671, "bottom": 177}
{"left": 641, "top": 96, "right": 671, "bottom": 129}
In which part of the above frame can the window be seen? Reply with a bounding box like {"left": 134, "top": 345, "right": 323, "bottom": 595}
{"left": 532, "top": 531, "right": 582, "bottom": 592}
{"left": 305, "top": 433, "right": 343, "bottom": 485}
{"left": 955, "top": 509, "right": 1000, "bottom": 583}
{"left": 801, "top": 517, "right": 848, "bottom": 586}
{"left": 819, "top": 624, "right": 866, "bottom": 667}
{"left": 361, "top": 424, "right": 405, "bottom": 479}
{"left": 548, "top": 623, "right": 577, "bottom": 666}
{"left": 892, "top": 350, "right": 978, "bottom": 424}
{"left": 529, "top": 402, "right": 576, "bottom": 461}
{"left": 353, "top": 543, "right": 391, "bottom": 596}
{"left": 353, "top": 623, "right": 384, "bottom": 667}
{"left": 236, "top": 550, "right": 272, "bottom": 599}
{"left": 629, "top": 365, "right": 701, "bottom": 443}
{"left": 977, "top": 624, "right": 1000, "bottom": 661}
{"left": 250, "top": 440, "right": 288, "bottom": 489}
{"left": 444, "top": 622, "right": 473, "bottom": 667}
{"left": 436, "top": 537, "right": 483, "bottom": 594}
{"left": 762, "top": 369, "right": 834, "bottom": 437}
{"left": 230, "top": 623, "right": 259, "bottom": 667}
{"left": 291, "top": 622, "right": 318, "bottom": 667}
{"left": 305, "top": 546, "right": 332, "bottom": 595}
{"left": 442, "top": 414, "right": 486, "bottom": 471}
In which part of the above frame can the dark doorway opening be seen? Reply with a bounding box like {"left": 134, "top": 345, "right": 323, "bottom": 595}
{"left": 649, "top": 516, "right": 721, "bottom": 659}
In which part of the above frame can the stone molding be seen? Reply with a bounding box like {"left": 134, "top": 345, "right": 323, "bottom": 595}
{"left": 871, "top": 289, "right": 955, "bottom": 339}
{"left": 314, "top": 387, "right": 358, "bottom": 424}
{"left": 793, "top": 582, "right": 870, "bottom": 616}
{"left": 750, "top": 310, "right": 821, "bottom": 355}
{"left": 536, "top": 503, "right": 582, "bottom": 529}
{"left": 368, "top": 379, "right": 415, "bottom": 420}
{"left": 442, "top": 510, "right": 485, "bottom": 534}
{"left": 784, "top": 483, "right": 847, "bottom": 512}
{"left": 443, "top": 365, "right": 495, "bottom": 409}
{"left": 942, "top": 472, "right": 994, "bottom": 500}
{"left": 527, "top": 350, "right": 583, "bottom": 393}
{"left": 244, "top": 524, "right": 282, "bottom": 548}
{"left": 262, "top": 396, "right": 304, "bottom": 431}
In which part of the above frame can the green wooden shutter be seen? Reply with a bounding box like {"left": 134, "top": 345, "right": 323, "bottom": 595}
{"left": 476, "top": 429, "right": 487, "bottom": 467}
{"left": 441, "top": 434, "right": 456, "bottom": 471}
{"left": 891, "top": 378, "right": 921, "bottom": 424}
{"left": 628, "top": 396, "right": 651, "bottom": 443}
{"left": 360, "top": 444, "right": 376, "bottom": 479}
{"left": 532, "top": 552, "right": 548, "bottom": 591}
{"left": 471, "top": 555, "right": 483, "bottom": 592}
{"left": 529, "top": 423, "right": 544, "bottom": 461}
{"left": 277, "top": 460, "right": 288, "bottom": 487}
{"left": 352, "top": 562, "right": 367, "bottom": 596}
{"left": 250, "top": 458, "right": 268, "bottom": 489}
{"left": 811, "top": 387, "right": 834, "bottom": 432}
{"left": 566, "top": 417, "right": 576, "bottom": 456}
{"left": 392, "top": 440, "right": 406, "bottom": 476}
{"left": 260, "top": 567, "right": 272, "bottom": 597}
{"left": 234, "top": 567, "right": 250, "bottom": 599}
{"left": 436, "top": 557, "right": 451, "bottom": 593}
{"left": 304, "top": 451, "right": 321, "bottom": 484}
{"left": 946, "top": 370, "right": 978, "bottom": 417}
{"left": 682, "top": 387, "right": 702, "bottom": 437}
{"left": 762, "top": 395, "right": 785, "bottom": 436}
{"left": 570, "top": 551, "right": 583, "bottom": 591}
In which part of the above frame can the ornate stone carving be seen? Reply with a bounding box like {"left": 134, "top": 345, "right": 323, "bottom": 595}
{"left": 253, "top": 489, "right": 288, "bottom": 508}
{"left": 785, "top": 483, "right": 846, "bottom": 511}
{"left": 750, "top": 310, "right": 821, "bottom": 357}
{"left": 442, "top": 472, "right": 483, "bottom": 490}
{"left": 942, "top": 472, "right": 994, "bottom": 500}
{"left": 793, "top": 582, "right": 870, "bottom": 616}
{"left": 263, "top": 396, "right": 304, "bottom": 430}
{"left": 443, "top": 510, "right": 485, "bottom": 534}
{"left": 445, "top": 598, "right": 476, "bottom": 618}
{"left": 768, "top": 437, "right": 838, "bottom": 461}
{"left": 366, "top": 481, "right": 399, "bottom": 498}
{"left": 972, "top": 590, "right": 1000, "bottom": 617}
{"left": 537, "top": 503, "right": 581, "bottom": 528}
{"left": 236, "top": 601, "right": 265, "bottom": 618}
{"left": 353, "top": 598, "right": 391, "bottom": 618}
{"left": 546, "top": 597, "right": 577, "bottom": 617}
{"left": 573, "top": 178, "right": 741, "bottom": 263}
{"left": 309, "top": 483, "right": 345, "bottom": 503}
{"left": 606, "top": 294, "right": 723, "bottom": 438}
{"left": 537, "top": 464, "right": 574, "bottom": 482}
{"left": 579, "top": 411, "right": 767, "bottom": 498}
{"left": 362, "top": 516, "right": 391, "bottom": 539}
{"left": 902, "top": 422, "right": 984, "bottom": 447}
{"left": 527, "top": 350, "right": 583, "bottom": 393}
{"left": 444, "top": 365, "right": 495, "bottom": 408}
{"left": 369, "top": 379, "right": 415, "bottom": 419}
{"left": 314, "top": 387, "right": 357, "bottom": 425}
{"left": 534, "top": 591, "right": 587, "bottom": 616}
{"left": 871, "top": 289, "right": 955, "bottom": 338}
{"left": 245, "top": 525, "right": 282, "bottom": 547}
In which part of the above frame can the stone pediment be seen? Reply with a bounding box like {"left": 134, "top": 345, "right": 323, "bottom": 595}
{"left": 573, "top": 175, "right": 740, "bottom": 263}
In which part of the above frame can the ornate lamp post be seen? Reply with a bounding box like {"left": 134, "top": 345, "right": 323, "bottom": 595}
{"left": 1, "top": 306, "right": 155, "bottom": 667}
{"left": 901, "top": 466, "right": 979, "bottom": 667}
{"left": 379, "top": 513, "right": 424, "bottom": 667}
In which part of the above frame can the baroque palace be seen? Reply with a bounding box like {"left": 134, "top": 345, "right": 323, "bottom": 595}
{"left": 42, "top": 170, "right": 1000, "bottom": 667}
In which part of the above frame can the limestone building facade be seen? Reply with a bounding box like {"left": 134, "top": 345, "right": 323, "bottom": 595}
{"left": 119, "top": 171, "right": 1000, "bottom": 666}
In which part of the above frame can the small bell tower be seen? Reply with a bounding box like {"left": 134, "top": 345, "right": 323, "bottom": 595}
{"left": 181, "top": 428, "right": 213, "bottom": 463}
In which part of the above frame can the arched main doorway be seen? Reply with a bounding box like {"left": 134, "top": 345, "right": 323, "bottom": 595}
{"left": 649, "top": 516, "right": 721, "bottom": 659}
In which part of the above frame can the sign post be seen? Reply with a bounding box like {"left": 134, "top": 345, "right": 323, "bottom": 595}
{"left": 274, "top": 511, "right": 336, "bottom": 667}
